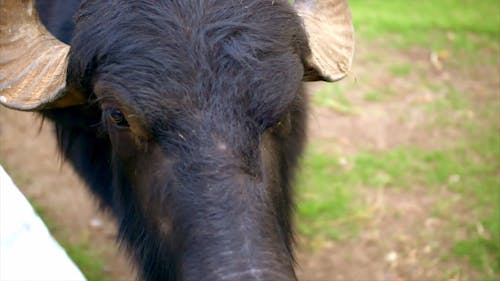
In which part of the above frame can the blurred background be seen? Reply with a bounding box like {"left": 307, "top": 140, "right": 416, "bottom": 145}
{"left": 0, "top": 0, "right": 498, "bottom": 280}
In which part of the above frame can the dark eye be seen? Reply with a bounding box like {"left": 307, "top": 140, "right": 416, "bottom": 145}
{"left": 106, "top": 109, "right": 129, "bottom": 128}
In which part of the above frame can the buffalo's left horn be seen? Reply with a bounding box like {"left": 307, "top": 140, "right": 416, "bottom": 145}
{"left": 295, "top": 0, "right": 355, "bottom": 82}
{"left": 0, "top": 0, "right": 79, "bottom": 111}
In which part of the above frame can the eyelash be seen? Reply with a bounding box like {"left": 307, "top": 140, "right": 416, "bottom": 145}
{"left": 104, "top": 108, "right": 130, "bottom": 129}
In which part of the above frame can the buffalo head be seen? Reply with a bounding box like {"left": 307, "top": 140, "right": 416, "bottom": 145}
{"left": 0, "top": 0, "right": 354, "bottom": 280}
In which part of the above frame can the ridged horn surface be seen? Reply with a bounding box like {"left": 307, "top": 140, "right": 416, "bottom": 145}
{"left": 0, "top": 0, "right": 70, "bottom": 111}
{"left": 295, "top": 0, "right": 354, "bottom": 82}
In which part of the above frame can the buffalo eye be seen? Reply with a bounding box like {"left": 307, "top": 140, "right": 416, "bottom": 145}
{"left": 106, "top": 109, "right": 129, "bottom": 128}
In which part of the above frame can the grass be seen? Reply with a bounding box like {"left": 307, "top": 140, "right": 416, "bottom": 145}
{"left": 426, "top": 85, "right": 467, "bottom": 112}
{"left": 29, "top": 198, "right": 112, "bottom": 281}
{"left": 363, "top": 87, "right": 397, "bottom": 102}
{"left": 448, "top": 114, "right": 500, "bottom": 279}
{"left": 297, "top": 0, "right": 500, "bottom": 269}
{"left": 312, "top": 83, "right": 359, "bottom": 114}
{"left": 350, "top": 0, "right": 500, "bottom": 52}
{"left": 63, "top": 242, "right": 114, "bottom": 281}
{"left": 388, "top": 64, "right": 412, "bottom": 77}
{"left": 296, "top": 126, "right": 499, "bottom": 278}
{"left": 296, "top": 150, "right": 361, "bottom": 240}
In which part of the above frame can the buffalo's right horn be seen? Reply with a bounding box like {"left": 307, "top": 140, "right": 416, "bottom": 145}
{"left": 0, "top": 0, "right": 81, "bottom": 111}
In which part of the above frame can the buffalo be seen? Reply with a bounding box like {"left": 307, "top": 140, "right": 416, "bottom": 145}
{"left": 0, "top": 0, "right": 354, "bottom": 280}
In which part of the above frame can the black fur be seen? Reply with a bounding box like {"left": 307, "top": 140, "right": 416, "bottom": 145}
{"left": 37, "top": 1, "right": 311, "bottom": 280}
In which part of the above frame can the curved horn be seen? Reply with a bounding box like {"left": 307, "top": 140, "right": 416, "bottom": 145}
{"left": 295, "top": 0, "right": 355, "bottom": 82}
{"left": 0, "top": 0, "right": 78, "bottom": 111}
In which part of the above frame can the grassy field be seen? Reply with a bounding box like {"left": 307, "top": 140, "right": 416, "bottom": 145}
{"left": 296, "top": 0, "right": 499, "bottom": 280}
{"left": 350, "top": 0, "right": 499, "bottom": 51}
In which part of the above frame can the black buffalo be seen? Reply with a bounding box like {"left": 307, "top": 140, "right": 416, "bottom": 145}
{"left": 0, "top": 0, "right": 354, "bottom": 280}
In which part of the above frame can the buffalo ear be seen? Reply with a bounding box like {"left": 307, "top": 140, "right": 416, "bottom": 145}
{"left": 0, "top": 0, "right": 83, "bottom": 111}
{"left": 295, "top": 0, "right": 354, "bottom": 82}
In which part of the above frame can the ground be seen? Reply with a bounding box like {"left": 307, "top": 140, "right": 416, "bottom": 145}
{"left": 0, "top": 1, "right": 499, "bottom": 280}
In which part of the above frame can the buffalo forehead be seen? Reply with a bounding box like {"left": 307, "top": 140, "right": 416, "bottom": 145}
{"left": 73, "top": 0, "right": 305, "bottom": 128}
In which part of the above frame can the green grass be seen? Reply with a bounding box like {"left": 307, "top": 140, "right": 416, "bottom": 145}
{"left": 63, "top": 242, "right": 114, "bottom": 281}
{"left": 388, "top": 64, "right": 412, "bottom": 77}
{"left": 29, "top": 199, "right": 113, "bottom": 281}
{"left": 312, "top": 83, "right": 359, "bottom": 114}
{"left": 426, "top": 85, "right": 467, "bottom": 113}
{"left": 448, "top": 116, "right": 500, "bottom": 280}
{"left": 363, "top": 87, "right": 397, "bottom": 102}
{"left": 350, "top": 0, "right": 500, "bottom": 52}
{"left": 297, "top": 85, "right": 499, "bottom": 276}
{"left": 296, "top": 150, "right": 361, "bottom": 240}
{"left": 295, "top": 147, "right": 427, "bottom": 240}
{"left": 297, "top": 133, "right": 499, "bottom": 277}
